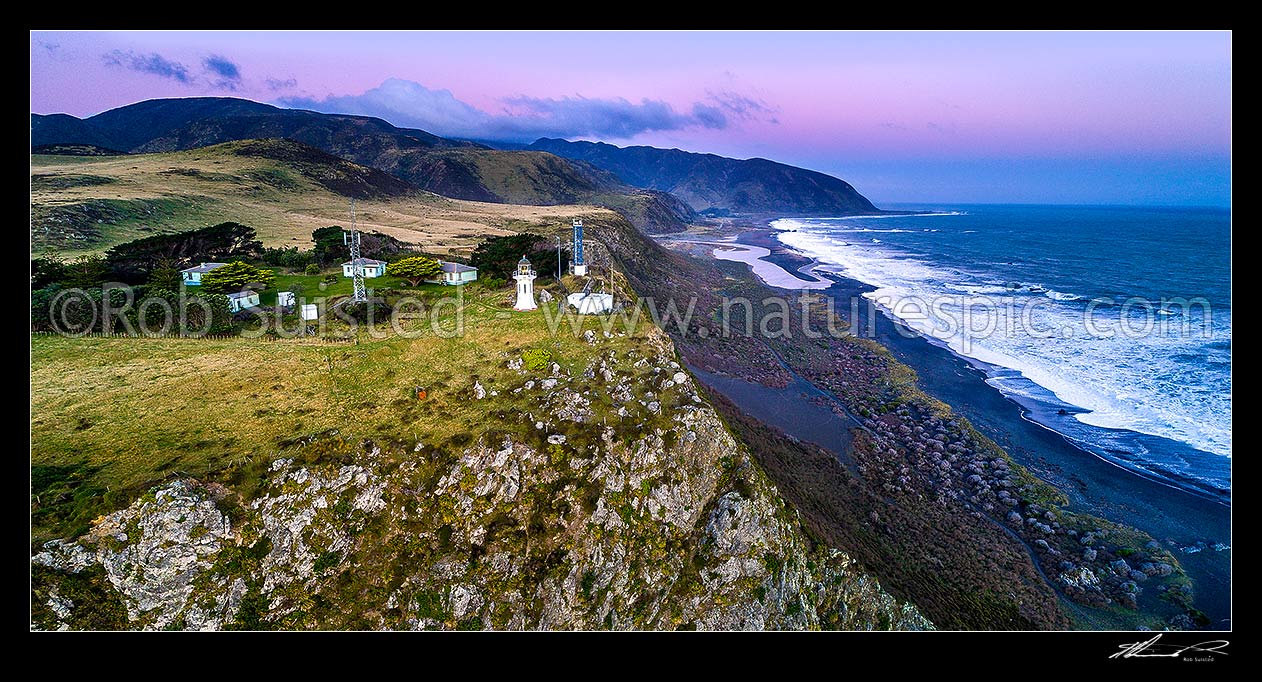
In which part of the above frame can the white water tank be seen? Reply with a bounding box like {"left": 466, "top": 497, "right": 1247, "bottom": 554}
{"left": 567, "top": 292, "right": 613, "bottom": 315}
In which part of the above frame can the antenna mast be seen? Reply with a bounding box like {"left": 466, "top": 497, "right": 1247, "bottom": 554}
{"left": 349, "top": 199, "right": 366, "bottom": 303}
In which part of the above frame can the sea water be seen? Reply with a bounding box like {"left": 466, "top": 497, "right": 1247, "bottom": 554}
{"left": 772, "top": 204, "right": 1230, "bottom": 500}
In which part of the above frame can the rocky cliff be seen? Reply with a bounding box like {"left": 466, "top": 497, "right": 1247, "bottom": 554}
{"left": 31, "top": 326, "right": 929, "bottom": 631}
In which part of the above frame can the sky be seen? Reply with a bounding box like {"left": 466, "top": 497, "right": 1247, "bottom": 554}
{"left": 30, "top": 30, "right": 1231, "bottom": 206}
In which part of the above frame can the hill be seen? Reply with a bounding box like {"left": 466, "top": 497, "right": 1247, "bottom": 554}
{"left": 30, "top": 113, "right": 127, "bottom": 152}
{"left": 529, "top": 137, "right": 881, "bottom": 215}
{"left": 30, "top": 261, "right": 929, "bottom": 630}
{"left": 32, "top": 98, "right": 695, "bottom": 233}
{"left": 30, "top": 139, "right": 600, "bottom": 255}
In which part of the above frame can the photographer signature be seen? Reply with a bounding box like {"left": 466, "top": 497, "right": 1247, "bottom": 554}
{"left": 1111, "top": 634, "right": 1229, "bottom": 660}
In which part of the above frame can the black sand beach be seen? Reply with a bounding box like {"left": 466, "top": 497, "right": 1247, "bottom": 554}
{"left": 723, "top": 228, "right": 1231, "bottom": 627}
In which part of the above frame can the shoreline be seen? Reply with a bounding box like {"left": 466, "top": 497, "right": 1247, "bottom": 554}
{"left": 727, "top": 226, "right": 1230, "bottom": 626}
{"left": 736, "top": 226, "right": 1230, "bottom": 504}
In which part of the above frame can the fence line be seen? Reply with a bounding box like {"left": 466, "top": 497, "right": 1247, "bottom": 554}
{"left": 30, "top": 330, "right": 355, "bottom": 344}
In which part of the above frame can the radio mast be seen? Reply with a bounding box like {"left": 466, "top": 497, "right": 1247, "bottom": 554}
{"left": 348, "top": 199, "right": 366, "bottom": 303}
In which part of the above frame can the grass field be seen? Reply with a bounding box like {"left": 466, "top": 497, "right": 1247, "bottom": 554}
{"left": 259, "top": 272, "right": 412, "bottom": 305}
{"left": 30, "top": 282, "right": 659, "bottom": 544}
{"left": 31, "top": 141, "right": 612, "bottom": 257}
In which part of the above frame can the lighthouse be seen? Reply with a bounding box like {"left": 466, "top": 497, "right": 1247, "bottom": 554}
{"left": 571, "top": 219, "right": 587, "bottom": 276}
{"left": 513, "top": 254, "right": 538, "bottom": 311}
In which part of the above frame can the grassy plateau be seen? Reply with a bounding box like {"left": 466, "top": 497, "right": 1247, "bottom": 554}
{"left": 31, "top": 140, "right": 607, "bottom": 257}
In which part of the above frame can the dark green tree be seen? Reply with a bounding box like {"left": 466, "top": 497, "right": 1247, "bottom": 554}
{"left": 31, "top": 251, "right": 68, "bottom": 289}
{"left": 312, "top": 226, "right": 412, "bottom": 265}
{"left": 200, "top": 293, "right": 235, "bottom": 333}
{"left": 30, "top": 285, "right": 62, "bottom": 331}
{"left": 105, "top": 222, "right": 263, "bottom": 282}
{"left": 63, "top": 254, "right": 111, "bottom": 288}
{"left": 470, "top": 233, "right": 567, "bottom": 280}
{"left": 312, "top": 226, "right": 349, "bottom": 265}
{"left": 147, "top": 258, "right": 182, "bottom": 290}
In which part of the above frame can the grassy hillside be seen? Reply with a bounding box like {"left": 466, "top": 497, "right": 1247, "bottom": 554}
{"left": 31, "top": 139, "right": 609, "bottom": 257}
{"left": 31, "top": 272, "right": 932, "bottom": 631}
{"left": 30, "top": 280, "right": 642, "bottom": 543}
{"left": 410, "top": 149, "right": 619, "bottom": 204}
{"left": 33, "top": 98, "right": 697, "bottom": 234}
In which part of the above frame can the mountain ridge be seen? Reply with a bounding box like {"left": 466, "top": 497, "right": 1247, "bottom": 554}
{"left": 33, "top": 96, "right": 887, "bottom": 229}
{"left": 528, "top": 137, "right": 881, "bottom": 215}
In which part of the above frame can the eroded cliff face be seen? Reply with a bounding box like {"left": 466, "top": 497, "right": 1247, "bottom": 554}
{"left": 31, "top": 327, "right": 929, "bottom": 631}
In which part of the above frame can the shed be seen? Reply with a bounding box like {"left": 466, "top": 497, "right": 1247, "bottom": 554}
{"left": 226, "top": 289, "right": 261, "bottom": 313}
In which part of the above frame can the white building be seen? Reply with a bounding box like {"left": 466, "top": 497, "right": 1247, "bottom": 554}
{"left": 426, "top": 261, "right": 478, "bottom": 286}
{"left": 341, "top": 258, "right": 387, "bottom": 278}
{"left": 226, "top": 290, "right": 261, "bottom": 313}
{"left": 567, "top": 292, "right": 613, "bottom": 315}
{"left": 513, "top": 255, "right": 537, "bottom": 311}
{"left": 180, "top": 262, "right": 227, "bottom": 286}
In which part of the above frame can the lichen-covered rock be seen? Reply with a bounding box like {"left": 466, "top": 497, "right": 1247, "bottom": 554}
{"left": 251, "top": 462, "right": 386, "bottom": 595}
{"left": 33, "top": 480, "right": 231, "bottom": 629}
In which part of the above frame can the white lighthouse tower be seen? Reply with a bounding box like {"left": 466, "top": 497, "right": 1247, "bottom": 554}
{"left": 513, "top": 254, "right": 538, "bottom": 311}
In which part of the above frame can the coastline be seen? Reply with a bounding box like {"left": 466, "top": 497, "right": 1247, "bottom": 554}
{"left": 739, "top": 226, "right": 1230, "bottom": 502}
{"left": 728, "top": 226, "right": 1231, "bottom": 626}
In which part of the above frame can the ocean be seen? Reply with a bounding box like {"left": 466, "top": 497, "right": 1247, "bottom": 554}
{"left": 771, "top": 204, "right": 1231, "bottom": 500}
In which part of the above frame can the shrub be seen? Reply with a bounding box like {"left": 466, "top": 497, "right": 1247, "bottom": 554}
{"left": 195, "top": 293, "right": 235, "bottom": 334}
{"left": 200, "top": 261, "right": 275, "bottom": 294}
{"left": 304, "top": 263, "right": 320, "bottom": 276}
{"left": 339, "top": 299, "right": 393, "bottom": 323}
{"left": 261, "top": 246, "right": 314, "bottom": 269}
{"left": 390, "top": 256, "right": 443, "bottom": 286}
{"left": 522, "top": 348, "right": 552, "bottom": 371}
